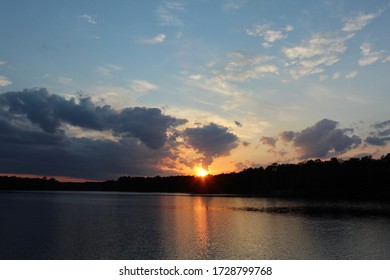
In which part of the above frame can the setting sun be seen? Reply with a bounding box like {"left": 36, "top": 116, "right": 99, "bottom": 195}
{"left": 195, "top": 167, "right": 208, "bottom": 177}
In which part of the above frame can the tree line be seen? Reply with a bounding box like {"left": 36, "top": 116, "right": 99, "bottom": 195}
{"left": 1, "top": 154, "right": 389, "bottom": 201}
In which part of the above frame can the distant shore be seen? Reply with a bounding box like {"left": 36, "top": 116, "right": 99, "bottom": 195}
{"left": 1, "top": 154, "right": 390, "bottom": 202}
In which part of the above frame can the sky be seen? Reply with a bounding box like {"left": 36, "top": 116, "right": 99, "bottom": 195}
{"left": 1, "top": 0, "right": 390, "bottom": 180}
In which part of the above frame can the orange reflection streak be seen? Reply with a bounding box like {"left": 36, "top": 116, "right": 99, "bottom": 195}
{"left": 193, "top": 197, "right": 209, "bottom": 255}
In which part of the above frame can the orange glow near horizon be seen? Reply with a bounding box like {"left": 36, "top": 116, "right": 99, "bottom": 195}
{"left": 0, "top": 173, "right": 94, "bottom": 183}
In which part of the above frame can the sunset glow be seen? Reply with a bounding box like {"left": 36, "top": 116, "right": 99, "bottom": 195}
{"left": 195, "top": 167, "right": 208, "bottom": 177}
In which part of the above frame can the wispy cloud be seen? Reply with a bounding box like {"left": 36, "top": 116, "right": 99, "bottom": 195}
{"left": 383, "top": 55, "right": 390, "bottom": 63}
{"left": 246, "top": 24, "right": 294, "bottom": 48}
{"left": 215, "top": 51, "right": 278, "bottom": 82}
{"left": 188, "top": 74, "right": 202, "bottom": 80}
{"left": 96, "top": 64, "right": 123, "bottom": 77}
{"left": 90, "top": 80, "right": 158, "bottom": 109}
{"left": 283, "top": 33, "right": 353, "bottom": 79}
{"left": 130, "top": 80, "right": 158, "bottom": 94}
{"left": 284, "top": 34, "right": 351, "bottom": 59}
{"left": 332, "top": 70, "right": 358, "bottom": 80}
{"left": 165, "top": 1, "right": 185, "bottom": 11}
{"left": 342, "top": 9, "right": 384, "bottom": 32}
{"left": 281, "top": 6, "right": 388, "bottom": 79}
{"left": 185, "top": 52, "right": 280, "bottom": 111}
{"left": 0, "top": 75, "right": 11, "bottom": 87}
{"left": 223, "top": 0, "right": 247, "bottom": 11}
{"left": 358, "top": 43, "right": 386, "bottom": 66}
{"left": 157, "top": 1, "right": 185, "bottom": 38}
{"left": 345, "top": 71, "right": 358, "bottom": 79}
{"left": 79, "top": 14, "right": 97, "bottom": 25}
{"left": 332, "top": 72, "right": 342, "bottom": 80}
{"left": 0, "top": 59, "right": 10, "bottom": 86}
{"left": 139, "top": 33, "right": 166, "bottom": 44}
{"left": 58, "top": 75, "right": 73, "bottom": 85}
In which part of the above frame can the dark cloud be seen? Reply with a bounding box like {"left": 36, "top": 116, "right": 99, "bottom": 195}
{"left": 365, "top": 136, "right": 390, "bottom": 146}
{"left": 378, "top": 129, "right": 390, "bottom": 137}
{"left": 279, "top": 131, "right": 296, "bottom": 142}
{"left": 0, "top": 132, "right": 169, "bottom": 180}
{"left": 183, "top": 123, "right": 239, "bottom": 169}
{"left": 372, "top": 120, "right": 390, "bottom": 130}
{"left": 281, "top": 119, "right": 361, "bottom": 159}
{"left": 0, "top": 88, "right": 188, "bottom": 179}
{"left": 366, "top": 120, "right": 390, "bottom": 146}
{"left": 114, "top": 107, "right": 187, "bottom": 149}
{"left": 0, "top": 88, "right": 187, "bottom": 149}
{"left": 242, "top": 141, "right": 250, "bottom": 147}
{"left": 260, "top": 136, "right": 277, "bottom": 147}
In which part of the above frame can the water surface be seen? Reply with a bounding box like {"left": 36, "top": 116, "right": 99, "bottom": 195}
{"left": 0, "top": 191, "right": 389, "bottom": 259}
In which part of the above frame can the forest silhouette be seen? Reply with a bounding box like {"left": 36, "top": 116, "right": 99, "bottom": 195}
{"left": 1, "top": 154, "right": 390, "bottom": 201}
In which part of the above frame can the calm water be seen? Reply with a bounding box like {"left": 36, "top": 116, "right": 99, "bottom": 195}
{"left": 0, "top": 191, "right": 390, "bottom": 259}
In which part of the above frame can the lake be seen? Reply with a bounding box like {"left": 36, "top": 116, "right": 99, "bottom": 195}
{"left": 0, "top": 191, "right": 389, "bottom": 259}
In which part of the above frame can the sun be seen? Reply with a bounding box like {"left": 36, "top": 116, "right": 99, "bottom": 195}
{"left": 195, "top": 167, "right": 208, "bottom": 177}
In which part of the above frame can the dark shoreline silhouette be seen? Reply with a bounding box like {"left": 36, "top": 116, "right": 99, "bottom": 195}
{"left": 1, "top": 154, "right": 390, "bottom": 201}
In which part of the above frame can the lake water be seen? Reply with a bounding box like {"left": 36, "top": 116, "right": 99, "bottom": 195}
{"left": 0, "top": 191, "right": 390, "bottom": 259}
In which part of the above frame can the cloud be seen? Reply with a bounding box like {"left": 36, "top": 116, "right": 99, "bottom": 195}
{"left": 89, "top": 85, "right": 149, "bottom": 109}
{"left": 0, "top": 88, "right": 191, "bottom": 179}
{"left": 332, "top": 72, "right": 342, "bottom": 80}
{"left": 283, "top": 7, "right": 385, "bottom": 79}
{"left": 342, "top": 9, "right": 384, "bottom": 32}
{"left": 0, "top": 76, "right": 11, "bottom": 87}
{"left": 183, "top": 123, "right": 239, "bottom": 169}
{"left": 96, "top": 64, "right": 123, "bottom": 77}
{"left": 0, "top": 59, "right": 6, "bottom": 65}
{"left": 246, "top": 24, "right": 293, "bottom": 48}
{"left": 185, "top": 51, "right": 279, "bottom": 110}
{"left": 331, "top": 71, "right": 358, "bottom": 80}
{"left": 130, "top": 80, "right": 158, "bottom": 94}
{"left": 0, "top": 126, "right": 172, "bottom": 179}
{"left": 165, "top": 1, "right": 185, "bottom": 11}
{"left": 260, "top": 136, "right": 277, "bottom": 147}
{"left": 345, "top": 71, "right": 358, "bottom": 79}
{"left": 139, "top": 34, "right": 166, "bottom": 44}
{"left": 223, "top": 0, "right": 247, "bottom": 11}
{"left": 281, "top": 119, "right": 361, "bottom": 159}
{"left": 358, "top": 43, "right": 385, "bottom": 66}
{"left": 366, "top": 120, "right": 390, "bottom": 146}
{"left": 255, "top": 65, "right": 279, "bottom": 74}
{"left": 319, "top": 75, "right": 328, "bottom": 81}
{"left": 214, "top": 51, "right": 278, "bottom": 82}
{"left": 366, "top": 136, "right": 390, "bottom": 146}
{"left": 234, "top": 120, "right": 242, "bottom": 127}
{"left": 285, "top": 25, "right": 294, "bottom": 32}
{"left": 188, "top": 74, "right": 202, "bottom": 80}
{"left": 383, "top": 55, "right": 390, "bottom": 63}
{"left": 79, "top": 14, "right": 97, "bottom": 25}
{"left": 0, "top": 88, "right": 186, "bottom": 148}
{"left": 58, "top": 75, "right": 73, "bottom": 85}
{"left": 242, "top": 141, "right": 250, "bottom": 147}
{"left": 372, "top": 120, "right": 390, "bottom": 130}
{"left": 157, "top": 2, "right": 185, "bottom": 38}
{"left": 283, "top": 33, "right": 352, "bottom": 79}
{"left": 280, "top": 131, "right": 296, "bottom": 142}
